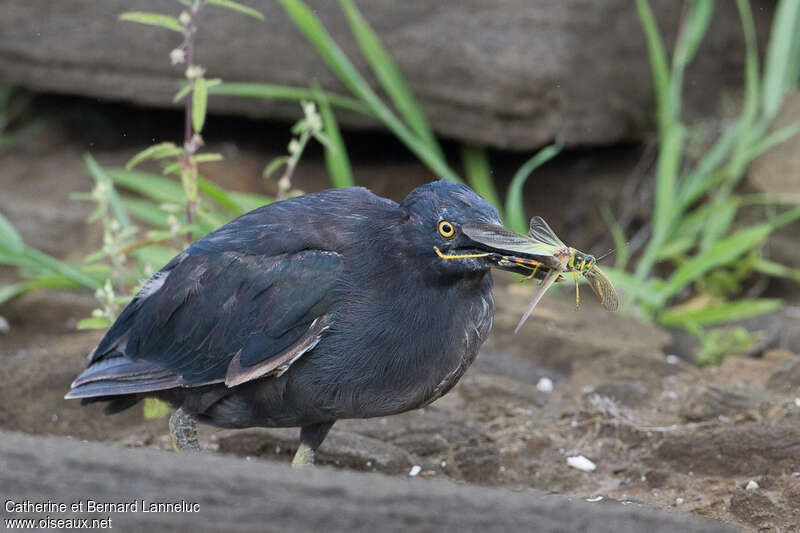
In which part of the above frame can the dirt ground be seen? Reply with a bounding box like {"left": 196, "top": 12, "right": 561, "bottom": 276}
{"left": 2, "top": 98, "right": 800, "bottom": 532}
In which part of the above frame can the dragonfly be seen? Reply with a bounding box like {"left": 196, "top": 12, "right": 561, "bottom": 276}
{"left": 462, "top": 216, "right": 619, "bottom": 333}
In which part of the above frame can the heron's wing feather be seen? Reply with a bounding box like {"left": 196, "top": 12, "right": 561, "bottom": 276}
{"left": 462, "top": 222, "right": 557, "bottom": 257}
{"left": 72, "top": 249, "right": 341, "bottom": 395}
{"left": 528, "top": 216, "right": 566, "bottom": 247}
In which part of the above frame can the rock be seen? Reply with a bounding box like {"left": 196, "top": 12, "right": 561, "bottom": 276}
{"left": 216, "top": 427, "right": 412, "bottom": 473}
{"left": 765, "top": 355, "right": 800, "bottom": 394}
{"left": 679, "top": 384, "right": 772, "bottom": 421}
{"left": 655, "top": 423, "right": 800, "bottom": 476}
{"left": 594, "top": 380, "right": 650, "bottom": 407}
{"left": 728, "top": 489, "right": 779, "bottom": 529}
{"left": 0, "top": 430, "right": 738, "bottom": 533}
{"left": 0, "top": 0, "right": 773, "bottom": 150}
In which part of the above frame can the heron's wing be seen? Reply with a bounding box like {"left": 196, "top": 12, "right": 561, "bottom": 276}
{"left": 584, "top": 267, "right": 619, "bottom": 312}
{"left": 528, "top": 216, "right": 566, "bottom": 247}
{"left": 68, "top": 248, "right": 341, "bottom": 397}
{"left": 462, "top": 222, "right": 558, "bottom": 257}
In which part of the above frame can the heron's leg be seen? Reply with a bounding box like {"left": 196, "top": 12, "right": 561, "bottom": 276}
{"left": 169, "top": 407, "right": 201, "bottom": 453}
{"left": 292, "top": 421, "right": 335, "bottom": 468}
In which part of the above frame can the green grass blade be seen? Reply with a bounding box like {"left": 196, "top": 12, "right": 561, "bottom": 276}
{"left": 699, "top": 197, "right": 738, "bottom": 250}
{"left": 600, "top": 206, "right": 630, "bottom": 269}
{"left": 278, "top": 0, "right": 460, "bottom": 181}
{"left": 504, "top": 143, "right": 562, "bottom": 233}
{"left": 659, "top": 298, "right": 782, "bottom": 327}
{"left": 227, "top": 192, "right": 273, "bottom": 213}
{"left": 338, "top": 0, "right": 444, "bottom": 161}
{"left": 460, "top": 145, "right": 501, "bottom": 214}
{"left": 663, "top": 207, "right": 800, "bottom": 298}
{"left": 210, "top": 82, "right": 372, "bottom": 116}
{"left": 197, "top": 176, "right": 244, "bottom": 215}
{"left": 121, "top": 198, "right": 171, "bottom": 228}
{"left": 206, "top": 0, "right": 264, "bottom": 20}
{"left": 729, "top": 0, "right": 760, "bottom": 179}
{"left": 761, "top": 0, "right": 800, "bottom": 124}
{"left": 679, "top": 123, "right": 739, "bottom": 209}
{"left": 636, "top": 0, "right": 671, "bottom": 126}
{"left": 0, "top": 275, "right": 84, "bottom": 305}
{"left": 0, "top": 211, "right": 24, "bottom": 254}
{"left": 22, "top": 246, "right": 100, "bottom": 289}
{"left": 107, "top": 168, "right": 185, "bottom": 204}
{"left": 313, "top": 84, "right": 354, "bottom": 188}
{"left": 745, "top": 121, "right": 800, "bottom": 161}
{"left": 670, "top": 0, "right": 714, "bottom": 112}
{"left": 119, "top": 12, "right": 184, "bottom": 33}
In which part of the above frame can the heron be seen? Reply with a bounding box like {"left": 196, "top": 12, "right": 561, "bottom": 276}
{"left": 66, "top": 181, "right": 545, "bottom": 466}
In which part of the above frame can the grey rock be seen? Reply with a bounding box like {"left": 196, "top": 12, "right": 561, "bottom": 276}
{"left": 679, "top": 384, "right": 772, "bottom": 421}
{"left": 594, "top": 380, "right": 650, "bottom": 407}
{"left": 0, "top": 430, "right": 738, "bottom": 532}
{"left": 765, "top": 355, "right": 800, "bottom": 394}
{"left": 0, "top": 0, "right": 772, "bottom": 150}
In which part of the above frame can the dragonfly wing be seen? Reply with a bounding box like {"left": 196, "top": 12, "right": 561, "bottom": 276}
{"left": 528, "top": 216, "right": 566, "bottom": 247}
{"left": 584, "top": 267, "right": 619, "bottom": 312}
{"left": 462, "top": 222, "right": 557, "bottom": 257}
{"left": 514, "top": 269, "right": 560, "bottom": 334}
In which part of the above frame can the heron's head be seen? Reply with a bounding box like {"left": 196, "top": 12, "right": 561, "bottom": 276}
{"left": 399, "top": 181, "right": 542, "bottom": 278}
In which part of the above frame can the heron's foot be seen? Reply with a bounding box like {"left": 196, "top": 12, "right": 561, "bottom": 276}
{"left": 169, "top": 407, "right": 200, "bottom": 453}
{"left": 291, "top": 443, "right": 315, "bottom": 468}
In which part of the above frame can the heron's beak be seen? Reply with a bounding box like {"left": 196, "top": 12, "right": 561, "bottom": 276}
{"left": 434, "top": 222, "right": 562, "bottom": 282}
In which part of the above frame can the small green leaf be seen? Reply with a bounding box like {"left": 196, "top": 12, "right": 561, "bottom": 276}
{"left": 192, "top": 77, "right": 208, "bottom": 133}
{"left": 191, "top": 153, "right": 223, "bottom": 164}
{"left": 206, "top": 0, "right": 264, "bottom": 20}
{"left": 77, "top": 317, "right": 112, "bottom": 330}
{"left": 119, "top": 12, "right": 185, "bottom": 33}
{"left": 263, "top": 156, "right": 290, "bottom": 178}
{"left": 0, "top": 211, "right": 24, "bottom": 254}
{"left": 125, "top": 142, "right": 182, "bottom": 170}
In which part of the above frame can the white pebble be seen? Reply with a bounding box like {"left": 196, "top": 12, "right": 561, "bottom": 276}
{"left": 0, "top": 316, "right": 9, "bottom": 334}
{"left": 567, "top": 455, "right": 596, "bottom": 472}
{"left": 665, "top": 354, "right": 680, "bottom": 365}
{"left": 408, "top": 465, "right": 421, "bottom": 477}
{"left": 745, "top": 480, "right": 759, "bottom": 491}
{"left": 536, "top": 377, "right": 553, "bottom": 393}
{"left": 441, "top": 460, "right": 447, "bottom": 468}
{"left": 794, "top": 398, "right": 800, "bottom": 408}
{"left": 585, "top": 496, "right": 603, "bottom": 502}
{"left": 675, "top": 497, "right": 684, "bottom": 505}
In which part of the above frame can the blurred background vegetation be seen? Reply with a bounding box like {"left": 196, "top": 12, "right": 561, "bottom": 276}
{"left": 1, "top": 0, "right": 799, "bottom": 365}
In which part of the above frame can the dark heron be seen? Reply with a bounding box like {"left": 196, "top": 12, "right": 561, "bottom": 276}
{"left": 66, "top": 181, "right": 543, "bottom": 466}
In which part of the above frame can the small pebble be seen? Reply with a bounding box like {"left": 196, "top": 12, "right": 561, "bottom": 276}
{"left": 585, "top": 496, "right": 603, "bottom": 503}
{"left": 665, "top": 354, "right": 679, "bottom": 365}
{"left": 675, "top": 497, "right": 684, "bottom": 505}
{"left": 745, "top": 480, "right": 759, "bottom": 491}
{"left": 0, "top": 316, "right": 9, "bottom": 334}
{"left": 441, "top": 460, "right": 447, "bottom": 468}
{"left": 536, "top": 377, "right": 553, "bottom": 393}
{"left": 408, "top": 465, "right": 421, "bottom": 477}
{"left": 794, "top": 398, "right": 800, "bottom": 408}
{"left": 566, "top": 455, "right": 596, "bottom": 472}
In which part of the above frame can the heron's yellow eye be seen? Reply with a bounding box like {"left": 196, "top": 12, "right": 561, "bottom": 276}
{"left": 438, "top": 220, "right": 455, "bottom": 238}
